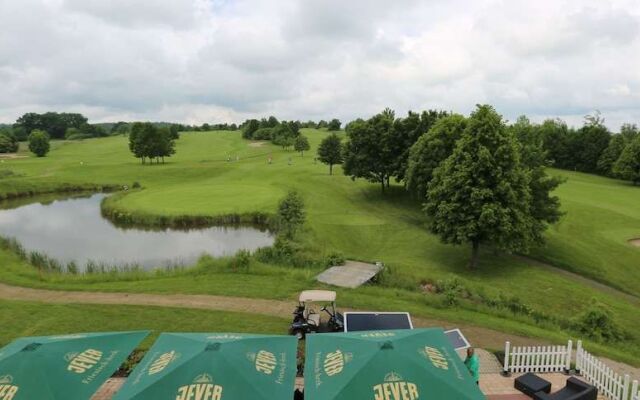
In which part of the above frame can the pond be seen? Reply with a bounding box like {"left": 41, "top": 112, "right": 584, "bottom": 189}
{"left": 0, "top": 193, "right": 275, "bottom": 271}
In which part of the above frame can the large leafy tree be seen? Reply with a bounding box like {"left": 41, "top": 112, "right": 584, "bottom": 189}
{"left": 317, "top": 133, "right": 344, "bottom": 175}
{"left": 28, "top": 130, "right": 50, "bottom": 157}
{"left": 425, "top": 105, "right": 534, "bottom": 269}
{"left": 620, "top": 123, "right": 639, "bottom": 143}
{"left": 614, "top": 136, "right": 640, "bottom": 185}
{"left": 272, "top": 124, "right": 296, "bottom": 150}
{"left": 389, "top": 110, "right": 448, "bottom": 183}
{"left": 128, "top": 122, "right": 176, "bottom": 164}
{"left": 540, "top": 119, "right": 572, "bottom": 168}
{"left": 597, "top": 135, "right": 627, "bottom": 177}
{"left": 510, "top": 116, "right": 564, "bottom": 240}
{"left": 242, "top": 119, "right": 260, "bottom": 139}
{"left": 327, "top": 119, "right": 341, "bottom": 131}
{"left": 343, "top": 110, "right": 396, "bottom": 192}
{"left": 294, "top": 135, "right": 310, "bottom": 156}
{"left": 567, "top": 114, "right": 611, "bottom": 173}
{"left": 405, "top": 114, "right": 466, "bottom": 199}
{"left": 15, "top": 112, "right": 87, "bottom": 139}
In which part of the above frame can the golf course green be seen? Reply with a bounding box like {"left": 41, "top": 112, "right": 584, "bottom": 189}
{"left": 0, "top": 129, "right": 638, "bottom": 364}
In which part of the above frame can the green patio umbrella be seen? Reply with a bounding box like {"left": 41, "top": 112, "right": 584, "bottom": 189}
{"left": 304, "top": 328, "right": 486, "bottom": 400}
{"left": 114, "top": 333, "right": 297, "bottom": 400}
{"left": 0, "top": 330, "right": 149, "bottom": 400}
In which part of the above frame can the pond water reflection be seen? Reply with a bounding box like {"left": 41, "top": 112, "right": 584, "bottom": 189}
{"left": 0, "top": 193, "right": 274, "bottom": 271}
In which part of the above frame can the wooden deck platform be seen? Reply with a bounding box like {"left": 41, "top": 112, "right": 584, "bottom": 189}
{"left": 315, "top": 260, "right": 383, "bottom": 288}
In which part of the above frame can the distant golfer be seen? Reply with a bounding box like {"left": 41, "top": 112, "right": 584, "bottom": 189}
{"left": 464, "top": 347, "right": 480, "bottom": 385}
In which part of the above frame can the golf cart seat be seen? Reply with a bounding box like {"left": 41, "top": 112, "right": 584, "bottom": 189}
{"left": 306, "top": 312, "right": 321, "bottom": 327}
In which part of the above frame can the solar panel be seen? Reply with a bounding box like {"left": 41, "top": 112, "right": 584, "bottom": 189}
{"left": 444, "top": 328, "right": 471, "bottom": 350}
{"left": 343, "top": 312, "right": 413, "bottom": 332}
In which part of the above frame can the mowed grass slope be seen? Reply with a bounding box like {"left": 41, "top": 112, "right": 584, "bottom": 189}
{"left": 0, "top": 299, "right": 289, "bottom": 348}
{"left": 532, "top": 169, "right": 640, "bottom": 293}
{"left": 0, "top": 130, "right": 638, "bottom": 362}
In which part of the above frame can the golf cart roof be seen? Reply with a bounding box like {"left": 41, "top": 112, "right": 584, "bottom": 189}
{"left": 299, "top": 290, "right": 336, "bottom": 302}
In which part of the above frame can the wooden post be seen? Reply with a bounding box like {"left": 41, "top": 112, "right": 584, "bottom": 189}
{"left": 502, "top": 341, "right": 511, "bottom": 376}
{"left": 631, "top": 380, "right": 638, "bottom": 400}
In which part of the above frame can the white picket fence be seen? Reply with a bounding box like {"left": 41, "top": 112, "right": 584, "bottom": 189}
{"left": 503, "top": 339, "right": 639, "bottom": 400}
{"left": 631, "top": 380, "right": 639, "bottom": 400}
{"left": 503, "top": 340, "right": 572, "bottom": 374}
{"left": 575, "top": 340, "right": 636, "bottom": 400}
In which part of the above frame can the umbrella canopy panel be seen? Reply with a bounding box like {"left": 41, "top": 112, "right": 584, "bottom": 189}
{"left": 0, "top": 331, "right": 148, "bottom": 400}
{"left": 115, "top": 333, "right": 297, "bottom": 400}
{"left": 304, "top": 328, "right": 486, "bottom": 400}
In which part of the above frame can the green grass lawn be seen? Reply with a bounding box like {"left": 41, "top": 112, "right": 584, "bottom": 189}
{"left": 0, "top": 130, "right": 638, "bottom": 364}
{"left": 0, "top": 299, "right": 289, "bottom": 349}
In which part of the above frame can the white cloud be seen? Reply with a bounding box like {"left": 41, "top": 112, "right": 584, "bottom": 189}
{"left": 0, "top": 0, "right": 639, "bottom": 130}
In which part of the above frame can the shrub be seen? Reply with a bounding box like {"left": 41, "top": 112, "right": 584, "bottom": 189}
{"left": 229, "top": 249, "right": 251, "bottom": 271}
{"left": 132, "top": 181, "right": 141, "bottom": 189}
{"left": 28, "top": 129, "right": 50, "bottom": 157}
{"left": 324, "top": 252, "right": 345, "bottom": 267}
{"left": 573, "top": 300, "right": 625, "bottom": 342}
{"left": 253, "top": 237, "right": 317, "bottom": 268}
{"left": 277, "top": 191, "right": 305, "bottom": 238}
{"left": 433, "top": 278, "right": 467, "bottom": 307}
{"left": 0, "top": 134, "right": 18, "bottom": 153}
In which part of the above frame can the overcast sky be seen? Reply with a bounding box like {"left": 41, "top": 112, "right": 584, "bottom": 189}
{"left": 1, "top": 0, "right": 639, "bottom": 129}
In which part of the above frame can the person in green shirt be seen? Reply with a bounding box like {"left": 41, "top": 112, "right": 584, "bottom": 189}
{"left": 464, "top": 347, "right": 480, "bottom": 384}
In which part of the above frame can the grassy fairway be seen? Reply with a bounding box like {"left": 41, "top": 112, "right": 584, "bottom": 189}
{"left": 532, "top": 170, "right": 640, "bottom": 293}
{"left": 0, "top": 130, "right": 638, "bottom": 363}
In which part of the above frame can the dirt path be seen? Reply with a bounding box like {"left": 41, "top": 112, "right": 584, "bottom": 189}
{"left": 0, "top": 282, "right": 543, "bottom": 350}
{"left": 1, "top": 282, "right": 637, "bottom": 377}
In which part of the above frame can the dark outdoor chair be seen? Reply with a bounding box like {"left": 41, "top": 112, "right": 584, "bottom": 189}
{"left": 533, "top": 377, "right": 597, "bottom": 400}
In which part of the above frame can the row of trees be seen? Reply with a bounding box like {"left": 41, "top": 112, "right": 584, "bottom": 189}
{"left": 315, "top": 105, "right": 564, "bottom": 268}
{"left": 240, "top": 118, "right": 312, "bottom": 154}
{"left": 11, "top": 112, "right": 109, "bottom": 140}
{"left": 538, "top": 115, "right": 639, "bottom": 183}
{"left": 241, "top": 116, "right": 341, "bottom": 141}
{"left": 128, "top": 122, "right": 178, "bottom": 164}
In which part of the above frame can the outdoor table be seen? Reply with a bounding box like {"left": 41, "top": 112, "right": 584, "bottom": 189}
{"left": 515, "top": 373, "right": 552, "bottom": 397}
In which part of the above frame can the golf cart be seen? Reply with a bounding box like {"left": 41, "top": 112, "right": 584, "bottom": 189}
{"left": 289, "top": 290, "right": 344, "bottom": 339}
